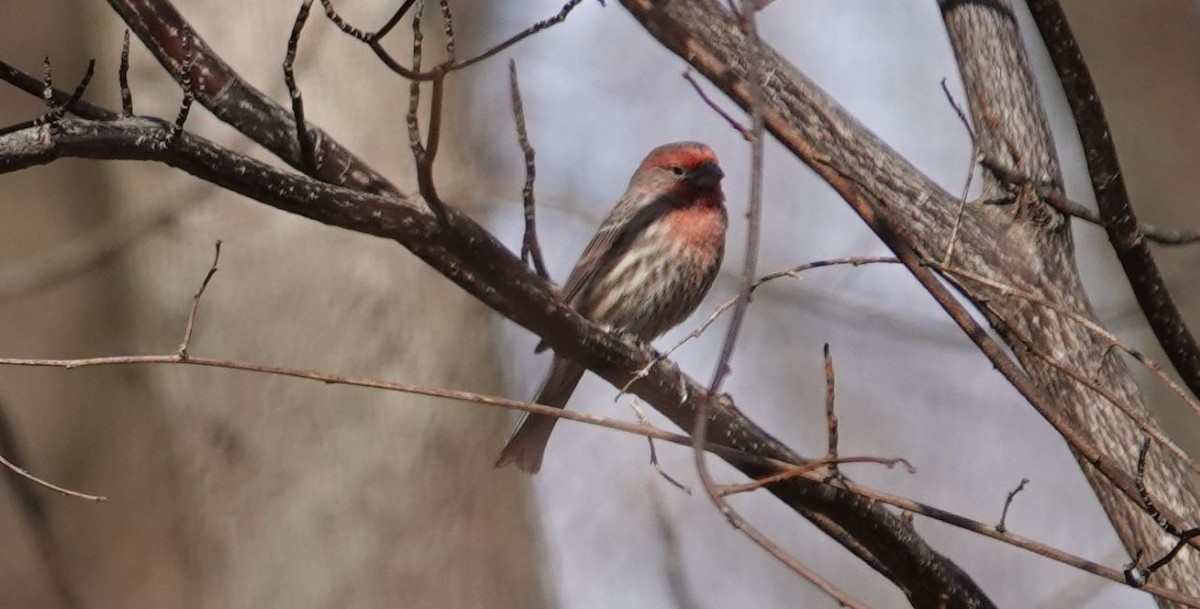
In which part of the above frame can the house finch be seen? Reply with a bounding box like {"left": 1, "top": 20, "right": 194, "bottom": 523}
{"left": 496, "top": 141, "right": 728, "bottom": 474}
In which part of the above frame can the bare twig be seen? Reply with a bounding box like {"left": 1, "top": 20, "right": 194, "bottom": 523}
{"left": 169, "top": 32, "right": 194, "bottom": 142}
{"left": 996, "top": 478, "right": 1029, "bottom": 533}
{"left": 625, "top": 256, "right": 901, "bottom": 391}
{"left": 720, "top": 455, "right": 914, "bottom": 497}
{"left": 119, "top": 29, "right": 133, "bottom": 116}
{"left": 1045, "top": 193, "right": 1200, "bottom": 246}
{"left": 0, "top": 60, "right": 117, "bottom": 121}
{"left": 318, "top": 0, "right": 585, "bottom": 81}
{"left": 1126, "top": 440, "right": 1200, "bottom": 586}
{"left": 823, "top": 343, "right": 838, "bottom": 467}
{"left": 630, "top": 400, "right": 691, "bottom": 494}
{"left": 284, "top": 0, "right": 319, "bottom": 176}
{"left": 177, "top": 240, "right": 221, "bottom": 358}
{"left": 683, "top": 69, "right": 752, "bottom": 141}
{"left": 0, "top": 350, "right": 813, "bottom": 475}
{"left": 508, "top": 59, "right": 549, "bottom": 280}
{"left": 11, "top": 58, "right": 95, "bottom": 136}
{"left": 105, "top": 0, "right": 398, "bottom": 194}
{"left": 0, "top": 450, "right": 105, "bottom": 502}
{"left": 939, "top": 77, "right": 977, "bottom": 265}
{"left": 0, "top": 401, "right": 104, "bottom": 501}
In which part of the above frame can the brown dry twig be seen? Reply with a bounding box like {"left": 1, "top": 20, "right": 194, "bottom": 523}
{"left": 720, "top": 455, "right": 914, "bottom": 497}
{"left": 284, "top": 0, "right": 319, "bottom": 176}
{"left": 317, "top": 0, "right": 585, "bottom": 81}
{"left": 823, "top": 343, "right": 839, "bottom": 469}
{"left": 683, "top": 69, "right": 751, "bottom": 141}
{"left": 1126, "top": 440, "right": 1200, "bottom": 587}
{"left": 629, "top": 399, "right": 691, "bottom": 494}
{"left": 119, "top": 29, "right": 133, "bottom": 116}
{"left": 177, "top": 240, "right": 221, "bottom": 358}
{"left": 509, "top": 59, "right": 549, "bottom": 281}
{"left": 169, "top": 32, "right": 194, "bottom": 143}
{"left": 996, "top": 478, "right": 1029, "bottom": 533}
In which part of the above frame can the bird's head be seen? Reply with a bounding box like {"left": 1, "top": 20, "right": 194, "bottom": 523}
{"left": 631, "top": 141, "right": 725, "bottom": 197}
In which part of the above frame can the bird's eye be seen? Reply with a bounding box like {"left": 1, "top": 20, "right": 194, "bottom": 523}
{"left": 670, "top": 166, "right": 685, "bottom": 176}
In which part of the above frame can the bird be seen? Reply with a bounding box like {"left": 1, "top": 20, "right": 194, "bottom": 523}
{"left": 496, "top": 141, "right": 728, "bottom": 474}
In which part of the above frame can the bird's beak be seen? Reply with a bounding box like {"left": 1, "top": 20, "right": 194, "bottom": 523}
{"left": 689, "top": 161, "right": 724, "bottom": 187}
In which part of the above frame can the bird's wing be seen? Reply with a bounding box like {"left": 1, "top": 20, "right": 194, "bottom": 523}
{"left": 534, "top": 192, "right": 653, "bottom": 354}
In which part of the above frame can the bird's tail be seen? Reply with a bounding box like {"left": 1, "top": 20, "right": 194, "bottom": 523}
{"left": 495, "top": 357, "right": 585, "bottom": 474}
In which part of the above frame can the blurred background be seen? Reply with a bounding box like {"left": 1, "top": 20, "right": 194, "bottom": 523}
{"left": 0, "top": 1, "right": 1197, "bottom": 607}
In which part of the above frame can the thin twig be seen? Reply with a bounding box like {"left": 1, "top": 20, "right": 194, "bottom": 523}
{"left": 285, "top": 0, "right": 319, "bottom": 176}
{"left": 170, "top": 32, "right": 194, "bottom": 142}
{"left": 3, "top": 59, "right": 94, "bottom": 138}
{"left": 683, "top": 69, "right": 752, "bottom": 141}
{"left": 509, "top": 59, "right": 549, "bottom": 280}
{"left": 630, "top": 400, "right": 691, "bottom": 494}
{"left": 0, "top": 351, "right": 811, "bottom": 474}
{"left": 939, "top": 77, "right": 977, "bottom": 265}
{"left": 119, "top": 29, "right": 133, "bottom": 116}
{"left": 621, "top": 256, "right": 901, "bottom": 395}
{"left": 318, "top": 0, "right": 585, "bottom": 81}
{"left": 823, "top": 343, "right": 838, "bottom": 467}
{"left": 0, "top": 451, "right": 106, "bottom": 502}
{"left": 177, "top": 240, "right": 221, "bottom": 358}
{"left": 0, "top": 402, "right": 105, "bottom": 501}
{"left": 0, "top": 60, "right": 118, "bottom": 121}
{"left": 720, "top": 455, "right": 914, "bottom": 496}
{"left": 1045, "top": 193, "right": 1200, "bottom": 246}
{"left": 996, "top": 478, "right": 1029, "bottom": 533}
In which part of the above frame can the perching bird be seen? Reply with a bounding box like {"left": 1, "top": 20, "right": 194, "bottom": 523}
{"left": 496, "top": 141, "right": 728, "bottom": 473}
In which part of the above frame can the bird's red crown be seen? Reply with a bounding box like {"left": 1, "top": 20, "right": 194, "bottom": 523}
{"left": 638, "top": 141, "right": 719, "bottom": 173}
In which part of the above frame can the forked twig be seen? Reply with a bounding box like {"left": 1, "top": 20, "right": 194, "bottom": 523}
{"left": 318, "top": 0, "right": 584, "bottom": 81}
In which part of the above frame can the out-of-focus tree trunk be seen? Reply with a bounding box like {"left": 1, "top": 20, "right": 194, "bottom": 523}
{"left": 0, "top": 2, "right": 547, "bottom": 608}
